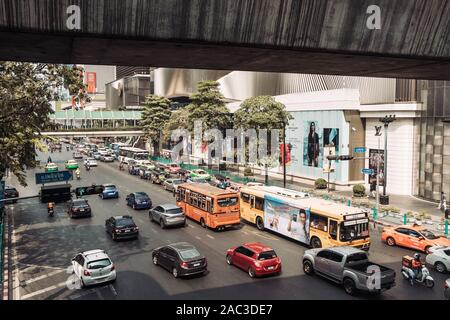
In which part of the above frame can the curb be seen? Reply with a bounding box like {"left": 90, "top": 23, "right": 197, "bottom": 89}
{"left": 2, "top": 213, "right": 9, "bottom": 300}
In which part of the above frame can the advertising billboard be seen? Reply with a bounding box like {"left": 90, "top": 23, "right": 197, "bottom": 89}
{"left": 86, "top": 72, "right": 97, "bottom": 93}
{"left": 303, "top": 121, "right": 322, "bottom": 168}
{"left": 264, "top": 195, "right": 310, "bottom": 244}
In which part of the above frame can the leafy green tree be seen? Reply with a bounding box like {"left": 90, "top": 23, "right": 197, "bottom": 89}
{"left": 0, "top": 62, "right": 89, "bottom": 186}
{"left": 140, "top": 95, "right": 172, "bottom": 156}
{"left": 186, "top": 81, "right": 232, "bottom": 132}
{"left": 163, "top": 107, "right": 190, "bottom": 142}
{"left": 234, "top": 95, "right": 292, "bottom": 182}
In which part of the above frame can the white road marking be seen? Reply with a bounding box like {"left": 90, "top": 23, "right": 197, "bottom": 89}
{"left": 195, "top": 236, "right": 201, "bottom": 240}
{"left": 109, "top": 284, "right": 117, "bottom": 296}
{"left": 22, "top": 269, "right": 65, "bottom": 285}
{"left": 188, "top": 224, "right": 194, "bottom": 229}
{"left": 21, "top": 281, "right": 67, "bottom": 300}
{"left": 206, "top": 234, "right": 215, "bottom": 239}
{"left": 252, "top": 231, "right": 278, "bottom": 241}
{"left": 18, "top": 263, "right": 66, "bottom": 271}
{"left": 241, "top": 231, "right": 249, "bottom": 235}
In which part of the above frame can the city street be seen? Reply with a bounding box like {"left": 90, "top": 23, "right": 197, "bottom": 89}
{"left": 3, "top": 148, "right": 448, "bottom": 300}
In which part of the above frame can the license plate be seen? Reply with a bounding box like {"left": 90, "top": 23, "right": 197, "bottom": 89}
{"left": 193, "top": 263, "right": 200, "bottom": 267}
{"left": 80, "top": 209, "right": 85, "bottom": 212}
{"left": 125, "top": 230, "right": 130, "bottom": 233}
{"left": 268, "top": 266, "right": 274, "bottom": 270}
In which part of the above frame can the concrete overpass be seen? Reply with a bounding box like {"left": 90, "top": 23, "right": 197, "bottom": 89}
{"left": 41, "top": 130, "right": 144, "bottom": 138}
{"left": 0, "top": 0, "right": 448, "bottom": 80}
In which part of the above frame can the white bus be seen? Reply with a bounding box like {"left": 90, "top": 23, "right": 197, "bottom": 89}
{"left": 118, "top": 147, "right": 149, "bottom": 164}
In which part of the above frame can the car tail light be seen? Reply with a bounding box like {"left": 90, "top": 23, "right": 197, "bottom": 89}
{"left": 115, "top": 229, "right": 120, "bottom": 233}
{"left": 445, "top": 282, "right": 449, "bottom": 289}
{"left": 181, "top": 262, "right": 189, "bottom": 269}
{"left": 83, "top": 270, "right": 91, "bottom": 276}
{"left": 111, "top": 264, "right": 115, "bottom": 271}
{"left": 134, "top": 227, "right": 139, "bottom": 231}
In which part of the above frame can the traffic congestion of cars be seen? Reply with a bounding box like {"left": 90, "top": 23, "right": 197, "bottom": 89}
{"left": 11, "top": 139, "right": 449, "bottom": 298}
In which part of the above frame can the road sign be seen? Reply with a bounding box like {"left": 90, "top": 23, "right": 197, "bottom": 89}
{"left": 0, "top": 180, "right": 4, "bottom": 210}
{"left": 354, "top": 147, "right": 366, "bottom": 153}
{"left": 35, "top": 171, "right": 72, "bottom": 184}
{"left": 361, "top": 168, "right": 374, "bottom": 175}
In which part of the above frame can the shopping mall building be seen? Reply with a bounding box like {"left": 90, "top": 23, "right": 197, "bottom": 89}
{"left": 169, "top": 70, "right": 447, "bottom": 202}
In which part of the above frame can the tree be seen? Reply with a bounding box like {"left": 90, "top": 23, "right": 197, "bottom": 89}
{"left": 234, "top": 95, "right": 293, "bottom": 183}
{"left": 163, "top": 107, "right": 190, "bottom": 142}
{"left": 186, "top": 80, "right": 232, "bottom": 132}
{"left": 0, "top": 62, "right": 89, "bottom": 186}
{"left": 140, "top": 94, "right": 171, "bottom": 156}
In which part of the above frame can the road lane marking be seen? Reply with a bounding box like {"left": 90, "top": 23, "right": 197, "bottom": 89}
{"left": 109, "top": 284, "right": 117, "bottom": 296}
{"left": 241, "top": 231, "right": 249, "bottom": 235}
{"left": 21, "top": 281, "right": 67, "bottom": 300}
{"left": 206, "top": 234, "right": 215, "bottom": 239}
{"left": 17, "top": 263, "right": 66, "bottom": 271}
{"left": 22, "top": 269, "right": 66, "bottom": 285}
{"left": 195, "top": 236, "right": 201, "bottom": 240}
{"left": 188, "top": 225, "right": 194, "bottom": 229}
{"left": 252, "top": 231, "right": 278, "bottom": 241}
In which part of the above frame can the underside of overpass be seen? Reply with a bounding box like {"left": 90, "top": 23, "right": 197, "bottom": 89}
{"left": 0, "top": 0, "right": 449, "bottom": 79}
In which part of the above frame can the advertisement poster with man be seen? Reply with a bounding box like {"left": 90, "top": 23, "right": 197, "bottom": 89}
{"left": 264, "top": 195, "right": 310, "bottom": 244}
{"left": 369, "top": 149, "right": 385, "bottom": 190}
{"left": 303, "top": 121, "right": 322, "bottom": 168}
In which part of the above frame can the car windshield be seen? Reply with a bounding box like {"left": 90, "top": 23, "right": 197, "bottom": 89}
{"left": 135, "top": 193, "right": 149, "bottom": 199}
{"left": 258, "top": 250, "right": 277, "bottom": 261}
{"left": 420, "top": 229, "right": 439, "bottom": 240}
{"left": 166, "top": 208, "right": 183, "bottom": 215}
{"left": 197, "top": 170, "right": 206, "bottom": 174}
{"left": 170, "top": 164, "right": 179, "bottom": 167}
{"left": 87, "top": 258, "right": 111, "bottom": 270}
{"left": 104, "top": 185, "right": 116, "bottom": 190}
{"left": 73, "top": 200, "right": 88, "bottom": 206}
{"left": 179, "top": 248, "right": 201, "bottom": 260}
{"left": 172, "top": 180, "right": 183, "bottom": 184}
{"left": 116, "top": 218, "right": 135, "bottom": 228}
{"left": 217, "top": 197, "right": 238, "bottom": 207}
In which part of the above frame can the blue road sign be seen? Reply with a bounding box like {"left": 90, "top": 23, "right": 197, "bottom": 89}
{"left": 361, "top": 168, "right": 374, "bottom": 175}
{"left": 0, "top": 180, "right": 4, "bottom": 209}
{"left": 35, "top": 171, "right": 72, "bottom": 184}
{"left": 354, "top": 147, "right": 366, "bottom": 153}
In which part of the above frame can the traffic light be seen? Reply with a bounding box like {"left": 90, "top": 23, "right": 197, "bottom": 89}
{"left": 326, "top": 155, "right": 354, "bottom": 161}
{"left": 75, "top": 185, "right": 104, "bottom": 197}
{"left": 338, "top": 155, "right": 354, "bottom": 161}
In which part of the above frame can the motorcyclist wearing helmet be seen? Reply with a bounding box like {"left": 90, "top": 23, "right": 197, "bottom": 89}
{"left": 411, "top": 253, "right": 422, "bottom": 283}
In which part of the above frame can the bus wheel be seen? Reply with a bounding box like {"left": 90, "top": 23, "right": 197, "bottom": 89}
{"left": 310, "top": 237, "right": 322, "bottom": 249}
{"left": 256, "top": 217, "right": 264, "bottom": 231}
{"left": 200, "top": 218, "right": 206, "bottom": 228}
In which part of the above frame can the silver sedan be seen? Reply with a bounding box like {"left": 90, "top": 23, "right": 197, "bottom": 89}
{"left": 149, "top": 204, "right": 186, "bottom": 229}
{"left": 163, "top": 179, "right": 183, "bottom": 193}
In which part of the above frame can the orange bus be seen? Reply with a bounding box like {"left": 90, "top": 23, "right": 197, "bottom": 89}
{"left": 176, "top": 183, "right": 241, "bottom": 230}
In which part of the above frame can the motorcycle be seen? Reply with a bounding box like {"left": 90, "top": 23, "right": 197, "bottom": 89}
{"left": 47, "top": 204, "right": 55, "bottom": 217}
{"left": 76, "top": 172, "right": 81, "bottom": 180}
{"left": 401, "top": 264, "right": 434, "bottom": 288}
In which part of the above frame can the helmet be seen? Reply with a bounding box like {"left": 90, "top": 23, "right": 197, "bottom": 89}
{"left": 413, "top": 253, "right": 421, "bottom": 260}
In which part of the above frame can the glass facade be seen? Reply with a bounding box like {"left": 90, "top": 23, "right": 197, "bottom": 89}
{"left": 417, "top": 80, "right": 450, "bottom": 201}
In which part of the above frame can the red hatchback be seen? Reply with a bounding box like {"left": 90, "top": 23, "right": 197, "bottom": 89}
{"left": 226, "top": 242, "right": 281, "bottom": 278}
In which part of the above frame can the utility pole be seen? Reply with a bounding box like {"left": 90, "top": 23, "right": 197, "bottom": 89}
{"left": 374, "top": 125, "right": 382, "bottom": 215}
{"left": 379, "top": 115, "right": 396, "bottom": 205}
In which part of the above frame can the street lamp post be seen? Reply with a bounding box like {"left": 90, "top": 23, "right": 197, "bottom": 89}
{"left": 379, "top": 115, "right": 396, "bottom": 205}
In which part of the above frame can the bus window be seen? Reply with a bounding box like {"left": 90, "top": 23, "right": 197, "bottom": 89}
{"left": 241, "top": 193, "right": 250, "bottom": 203}
{"left": 255, "top": 197, "right": 264, "bottom": 211}
{"left": 206, "top": 199, "right": 212, "bottom": 213}
{"left": 217, "top": 197, "right": 238, "bottom": 207}
{"left": 310, "top": 213, "right": 328, "bottom": 232}
{"left": 200, "top": 196, "right": 206, "bottom": 210}
{"left": 250, "top": 195, "right": 255, "bottom": 208}
{"left": 329, "top": 220, "right": 338, "bottom": 240}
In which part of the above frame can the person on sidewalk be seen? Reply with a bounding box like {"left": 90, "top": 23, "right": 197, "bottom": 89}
{"left": 439, "top": 192, "right": 447, "bottom": 211}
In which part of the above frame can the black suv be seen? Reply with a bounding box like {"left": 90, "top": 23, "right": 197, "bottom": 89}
{"left": 105, "top": 215, "right": 139, "bottom": 241}
{"left": 4, "top": 186, "right": 19, "bottom": 204}
{"left": 67, "top": 199, "right": 92, "bottom": 218}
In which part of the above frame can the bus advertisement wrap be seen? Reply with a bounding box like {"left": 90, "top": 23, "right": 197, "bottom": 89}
{"left": 264, "top": 195, "right": 310, "bottom": 244}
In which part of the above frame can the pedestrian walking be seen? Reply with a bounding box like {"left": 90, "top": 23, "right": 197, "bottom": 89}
{"left": 439, "top": 192, "right": 447, "bottom": 211}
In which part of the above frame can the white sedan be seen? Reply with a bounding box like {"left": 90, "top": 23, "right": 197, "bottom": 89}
{"left": 71, "top": 249, "right": 116, "bottom": 287}
{"left": 83, "top": 158, "right": 98, "bottom": 166}
{"left": 426, "top": 246, "right": 450, "bottom": 273}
